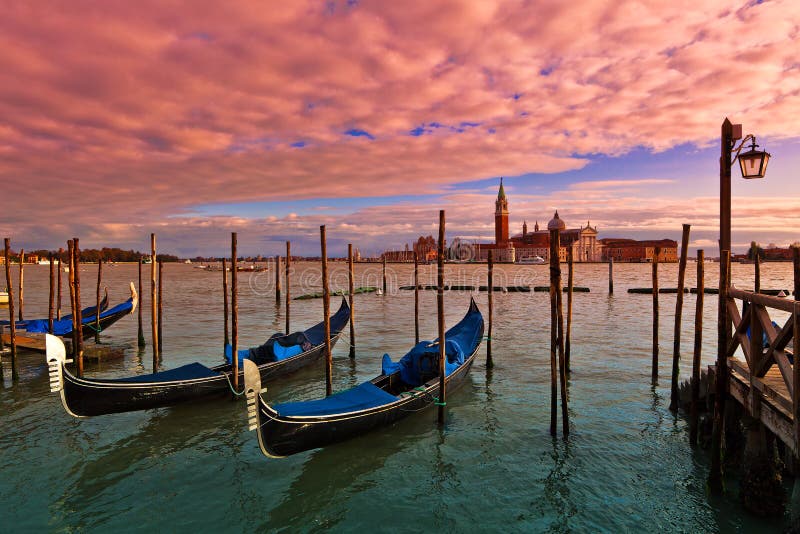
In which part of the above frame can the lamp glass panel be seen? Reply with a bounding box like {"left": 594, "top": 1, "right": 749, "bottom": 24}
{"left": 739, "top": 152, "right": 765, "bottom": 178}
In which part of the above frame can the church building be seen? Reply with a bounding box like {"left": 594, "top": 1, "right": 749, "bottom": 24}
{"left": 474, "top": 179, "right": 602, "bottom": 263}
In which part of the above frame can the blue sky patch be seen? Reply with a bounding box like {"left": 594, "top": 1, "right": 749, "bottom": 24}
{"left": 344, "top": 128, "right": 375, "bottom": 140}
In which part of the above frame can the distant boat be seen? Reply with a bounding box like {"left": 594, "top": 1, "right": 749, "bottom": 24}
{"left": 141, "top": 257, "right": 152, "bottom": 264}
{"left": 184, "top": 259, "right": 192, "bottom": 264}
{"left": 37, "top": 259, "right": 52, "bottom": 265}
{"left": 518, "top": 256, "right": 546, "bottom": 265}
{"left": 63, "top": 267, "right": 69, "bottom": 273}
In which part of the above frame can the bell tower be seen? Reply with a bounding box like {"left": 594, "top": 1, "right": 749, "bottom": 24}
{"left": 495, "top": 178, "right": 509, "bottom": 244}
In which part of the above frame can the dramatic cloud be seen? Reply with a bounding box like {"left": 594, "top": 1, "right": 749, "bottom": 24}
{"left": 2, "top": 0, "right": 800, "bottom": 253}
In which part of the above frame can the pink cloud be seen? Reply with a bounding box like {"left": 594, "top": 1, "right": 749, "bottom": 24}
{"left": 1, "top": 0, "right": 800, "bottom": 253}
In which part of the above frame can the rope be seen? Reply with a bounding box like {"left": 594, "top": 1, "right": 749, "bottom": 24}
{"left": 224, "top": 372, "right": 246, "bottom": 397}
{"left": 84, "top": 324, "right": 102, "bottom": 334}
{"left": 397, "top": 385, "right": 441, "bottom": 412}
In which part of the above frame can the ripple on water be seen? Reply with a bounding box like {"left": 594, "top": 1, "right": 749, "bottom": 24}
{"left": 0, "top": 262, "right": 794, "bottom": 531}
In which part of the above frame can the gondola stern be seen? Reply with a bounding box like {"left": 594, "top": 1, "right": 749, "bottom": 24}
{"left": 243, "top": 359, "right": 263, "bottom": 432}
{"left": 468, "top": 296, "right": 480, "bottom": 315}
{"left": 128, "top": 282, "right": 138, "bottom": 315}
{"left": 244, "top": 359, "right": 287, "bottom": 458}
{"left": 45, "top": 334, "right": 66, "bottom": 393}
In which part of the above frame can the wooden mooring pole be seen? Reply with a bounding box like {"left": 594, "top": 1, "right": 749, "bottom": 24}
{"left": 285, "top": 241, "right": 291, "bottom": 334}
{"left": 348, "top": 243, "right": 355, "bottom": 358}
{"left": 608, "top": 257, "right": 614, "bottom": 295}
{"left": 750, "top": 242, "right": 760, "bottom": 293}
{"left": 57, "top": 248, "right": 63, "bottom": 321}
{"left": 414, "top": 250, "right": 419, "bottom": 344}
{"left": 382, "top": 255, "right": 387, "bottom": 294}
{"left": 48, "top": 255, "right": 55, "bottom": 334}
{"left": 150, "top": 233, "right": 158, "bottom": 369}
{"left": 73, "top": 238, "right": 83, "bottom": 378}
{"left": 794, "top": 248, "right": 800, "bottom": 465}
{"left": 549, "top": 222, "right": 559, "bottom": 436}
{"left": 275, "top": 255, "right": 281, "bottom": 303}
{"left": 137, "top": 258, "right": 145, "bottom": 348}
{"left": 157, "top": 259, "right": 163, "bottom": 354}
{"left": 437, "top": 210, "right": 446, "bottom": 425}
{"left": 690, "top": 250, "right": 704, "bottom": 445}
{"left": 18, "top": 249, "right": 24, "bottom": 322}
{"left": 794, "top": 300, "right": 800, "bottom": 454}
{"left": 222, "top": 258, "right": 230, "bottom": 348}
{"left": 487, "top": 249, "right": 494, "bottom": 369}
{"left": 321, "top": 226, "right": 332, "bottom": 396}
{"left": 554, "top": 231, "right": 569, "bottom": 436}
{"left": 793, "top": 247, "right": 800, "bottom": 300}
{"left": 231, "top": 233, "right": 239, "bottom": 393}
{"left": 566, "top": 248, "right": 573, "bottom": 373}
{"left": 669, "top": 224, "right": 691, "bottom": 412}
{"left": 4, "top": 238, "right": 18, "bottom": 380}
{"left": 67, "top": 240, "right": 77, "bottom": 361}
{"left": 708, "top": 249, "right": 731, "bottom": 493}
{"left": 652, "top": 247, "right": 660, "bottom": 384}
{"left": 95, "top": 258, "right": 102, "bottom": 343}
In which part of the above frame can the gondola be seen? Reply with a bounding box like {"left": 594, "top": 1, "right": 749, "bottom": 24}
{"left": 244, "top": 298, "right": 484, "bottom": 458}
{"left": 1, "top": 288, "right": 126, "bottom": 353}
{"left": 0, "top": 288, "right": 109, "bottom": 333}
{"left": 45, "top": 297, "right": 351, "bottom": 417}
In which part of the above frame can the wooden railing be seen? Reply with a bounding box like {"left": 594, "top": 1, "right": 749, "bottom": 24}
{"left": 724, "top": 286, "right": 800, "bottom": 453}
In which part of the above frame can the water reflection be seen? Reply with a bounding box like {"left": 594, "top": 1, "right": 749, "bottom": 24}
{"left": 258, "top": 421, "right": 423, "bottom": 531}
{"left": 58, "top": 401, "right": 242, "bottom": 529}
{"left": 537, "top": 438, "right": 577, "bottom": 533}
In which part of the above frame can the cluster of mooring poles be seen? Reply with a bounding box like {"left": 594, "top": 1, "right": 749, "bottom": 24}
{"left": 218, "top": 231, "right": 361, "bottom": 396}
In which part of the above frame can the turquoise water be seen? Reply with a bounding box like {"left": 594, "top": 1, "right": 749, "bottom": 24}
{"left": 0, "top": 261, "right": 793, "bottom": 532}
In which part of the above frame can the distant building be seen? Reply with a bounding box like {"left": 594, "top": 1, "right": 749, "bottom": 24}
{"left": 383, "top": 236, "right": 440, "bottom": 262}
{"left": 755, "top": 244, "right": 798, "bottom": 261}
{"left": 599, "top": 238, "right": 678, "bottom": 262}
{"left": 472, "top": 180, "right": 602, "bottom": 262}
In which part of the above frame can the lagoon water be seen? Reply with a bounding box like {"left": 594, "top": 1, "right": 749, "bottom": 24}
{"left": 0, "top": 260, "right": 795, "bottom": 532}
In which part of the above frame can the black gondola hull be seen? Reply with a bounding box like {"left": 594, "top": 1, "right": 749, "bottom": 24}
{"left": 59, "top": 334, "right": 341, "bottom": 417}
{"left": 255, "top": 337, "right": 481, "bottom": 457}
{"left": 77, "top": 303, "right": 132, "bottom": 340}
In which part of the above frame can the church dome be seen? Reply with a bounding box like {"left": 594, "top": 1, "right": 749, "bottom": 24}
{"left": 547, "top": 211, "right": 566, "bottom": 231}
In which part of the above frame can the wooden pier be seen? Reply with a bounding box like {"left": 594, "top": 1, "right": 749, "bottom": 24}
{"left": 712, "top": 285, "right": 799, "bottom": 455}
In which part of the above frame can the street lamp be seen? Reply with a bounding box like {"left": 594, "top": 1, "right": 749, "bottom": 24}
{"left": 737, "top": 136, "right": 771, "bottom": 179}
{"left": 719, "top": 118, "right": 771, "bottom": 256}
{"left": 710, "top": 117, "right": 771, "bottom": 492}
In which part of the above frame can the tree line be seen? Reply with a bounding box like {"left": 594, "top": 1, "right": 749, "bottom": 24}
{"left": 21, "top": 248, "right": 181, "bottom": 263}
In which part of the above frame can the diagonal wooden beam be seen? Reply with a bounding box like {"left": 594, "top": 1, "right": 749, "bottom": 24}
{"left": 756, "top": 305, "right": 779, "bottom": 344}
{"left": 756, "top": 312, "right": 795, "bottom": 394}
{"left": 728, "top": 299, "right": 752, "bottom": 366}
{"left": 771, "top": 316, "right": 794, "bottom": 354}
{"left": 754, "top": 304, "right": 778, "bottom": 377}
{"left": 726, "top": 299, "right": 749, "bottom": 359}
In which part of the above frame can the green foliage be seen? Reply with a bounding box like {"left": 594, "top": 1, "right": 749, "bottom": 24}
{"left": 747, "top": 242, "right": 764, "bottom": 260}
{"left": 25, "top": 248, "right": 180, "bottom": 263}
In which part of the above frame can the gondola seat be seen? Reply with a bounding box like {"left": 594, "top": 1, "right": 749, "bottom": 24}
{"left": 381, "top": 339, "right": 465, "bottom": 387}
{"left": 109, "top": 362, "right": 219, "bottom": 383}
{"left": 274, "top": 382, "right": 398, "bottom": 417}
{"left": 225, "top": 332, "right": 310, "bottom": 367}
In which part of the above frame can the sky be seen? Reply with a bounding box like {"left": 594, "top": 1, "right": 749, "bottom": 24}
{"left": 2, "top": 0, "right": 800, "bottom": 257}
